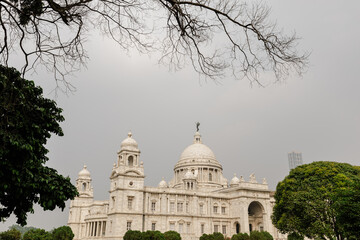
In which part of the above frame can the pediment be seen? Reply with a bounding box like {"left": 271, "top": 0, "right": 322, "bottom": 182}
{"left": 124, "top": 170, "right": 141, "bottom": 176}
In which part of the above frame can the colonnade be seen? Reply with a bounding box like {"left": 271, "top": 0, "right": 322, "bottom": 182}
{"left": 85, "top": 221, "right": 106, "bottom": 237}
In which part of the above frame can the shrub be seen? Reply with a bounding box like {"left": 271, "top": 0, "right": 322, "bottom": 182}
{"left": 142, "top": 231, "right": 165, "bottom": 240}
{"left": 51, "top": 226, "right": 74, "bottom": 240}
{"left": 213, "top": 233, "right": 224, "bottom": 240}
{"left": 249, "top": 231, "right": 273, "bottom": 240}
{"left": 124, "top": 230, "right": 143, "bottom": 240}
{"left": 231, "top": 233, "right": 250, "bottom": 240}
{"left": 164, "top": 231, "right": 181, "bottom": 240}
{"left": 200, "top": 234, "right": 214, "bottom": 240}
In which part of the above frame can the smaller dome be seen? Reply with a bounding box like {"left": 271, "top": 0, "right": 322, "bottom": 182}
{"left": 121, "top": 132, "right": 139, "bottom": 151}
{"left": 78, "top": 165, "right": 91, "bottom": 178}
{"left": 158, "top": 177, "right": 167, "bottom": 188}
{"left": 230, "top": 173, "right": 240, "bottom": 186}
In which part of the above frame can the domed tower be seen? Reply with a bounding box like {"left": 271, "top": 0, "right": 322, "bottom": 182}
{"left": 172, "top": 131, "right": 228, "bottom": 190}
{"left": 108, "top": 132, "right": 145, "bottom": 217}
{"left": 76, "top": 165, "right": 93, "bottom": 198}
{"left": 117, "top": 132, "right": 141, "bottom": 168}
{"left": 68, "top": 165, "right": 94, "bottom": 240}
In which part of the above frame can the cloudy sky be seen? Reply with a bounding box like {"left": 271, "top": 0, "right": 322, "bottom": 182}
{"left": 1, "top": 0, "right": 360, "bottom": 232}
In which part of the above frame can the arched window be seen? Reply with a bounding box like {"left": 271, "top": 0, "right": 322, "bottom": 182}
{"left": 128, "top": 156, "right": 134, "bottom": 166}
{"left": 236, "top": 223, "right": 240, "bottom": 233}
{"left": 82, "top": 182, "right": 86, "bottom": 191}
{"left": 209, "top": 173, "right": 212, "bottom": 181}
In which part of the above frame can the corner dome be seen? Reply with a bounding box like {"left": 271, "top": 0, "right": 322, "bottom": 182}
{"left": 158, "top": 178, "right": 168, "bottom": 188}
{"left": 230, "top": 174, "right": 240, "bottom": 186}
{"left": 120, "top": 132, "right": 139, "bottom": 151}
{"left": 78, "top": 165, "right": 91, "bottom": 179}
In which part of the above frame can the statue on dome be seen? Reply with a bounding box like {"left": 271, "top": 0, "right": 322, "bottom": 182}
{"left": 196, "top": 122, "right": 200, "bottom": 132}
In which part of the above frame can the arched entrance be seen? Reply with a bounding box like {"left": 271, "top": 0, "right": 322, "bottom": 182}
{"left": 248, "top": 201, "right": 264, "bottom": 232}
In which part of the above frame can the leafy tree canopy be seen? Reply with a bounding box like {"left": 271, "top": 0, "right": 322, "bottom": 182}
{"left": 272, "top": 161, "right": 360, "bottom": 240}
{"left": 0, "top": 228, "right": 22, "bottom": 240}
{"left": 0, "top": 65, "right": 78, "bottom": 225}
{"left": 286, "top": 232, "right": 303, "bottom": 240}
{"left": 9, "top": 225, "right": 37, "bottom": 237}
{"left": 51, "top": 226, "right": 74, "bottom": 240}
{"left": 22, "top": 229, "right": 52, "bottom": 240}
{"left": 0, "top": 0, "right": 308, "bottom": 89}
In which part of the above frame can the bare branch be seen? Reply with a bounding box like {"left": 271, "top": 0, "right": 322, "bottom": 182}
{"left": 0, "top": 0, "right": 309, "bottom": 90}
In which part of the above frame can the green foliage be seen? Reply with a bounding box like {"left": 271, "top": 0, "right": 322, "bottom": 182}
{"left": 200, "top": 233, "right": 224, "bottom": 240}
{"left": 142, "top": 231, "right": 165, "bottom": 240}
{"left": 200, "top": 234, "right": 215, "bottom": 240}
{"left": 8, "top": 225, "right": 37, "bottom": 237}
{"left": 0, "top": 65, "right": 78, "bottom": 225}
{"left": 51, "top": 226, "right": 74, "bottom": 240}
{"left": 0, "top": 228, "right": 21, "bottom": 240}
{"left": 124, "top": 230, "right": 144, "bottom": 240}
{"left": 249, "top": 231, "right": 273, "bottom": 240}
{"left": 23, "top": 229, "right": 52, "bottom": 240}
{"left": 272, "top": 161, "right": 360, "bottom": 240}
{"left": 124, "top": 230, "right": 177, "bottom": 240}
{"left": 287, "top": 232, "right": 304, "bottom": 240}
{"left": 231, "top": 233, "right": 250, "bottom": 240}
{"left": 164, "top": 231, "right": 181, "bottom": 240}
{"left": 212, "top": 232, "right": 224, "bottom": 240}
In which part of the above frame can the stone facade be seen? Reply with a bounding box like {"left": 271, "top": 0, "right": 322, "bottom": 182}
{"left": 68, "top": 131, "right": 286, "bottom": 240}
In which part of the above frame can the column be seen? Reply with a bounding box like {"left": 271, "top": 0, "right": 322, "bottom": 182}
{"left": 98, "top": 221, "right": 102, "bottom": 237}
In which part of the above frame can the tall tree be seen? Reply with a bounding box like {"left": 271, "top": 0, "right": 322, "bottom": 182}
{"left": 0, "top": 65, "right": 78, "bottom": 225}
{"left": 0, "top": 0, "right": 308, "bottom": 89}
{"left": 272, "top": 161, "right": 360, "bottom": 240}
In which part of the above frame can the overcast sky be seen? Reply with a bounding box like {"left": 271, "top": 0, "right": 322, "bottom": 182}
{"left": 1, "top": 0, "right": 360, "bottom": 232}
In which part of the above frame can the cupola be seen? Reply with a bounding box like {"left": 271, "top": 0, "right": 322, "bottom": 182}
{"left": 76, "top": 165, "right": 93, "bottom": 198}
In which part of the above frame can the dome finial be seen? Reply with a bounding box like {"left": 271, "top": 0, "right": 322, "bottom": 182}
{"left": 196, "top": 122, "right": 200, "bottom": 132}
{"left": 128, "top": 131, "right": 132, "bottom": 138}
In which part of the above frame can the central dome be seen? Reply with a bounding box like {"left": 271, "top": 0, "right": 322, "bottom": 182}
{"left": 174, "top": 132, "right": 222, "bottom": 169}
{"left": 171, "top": 131, "right": 226, "bottom": 190}
{"left": 180, "top": 143, "right": 216, "bottom": 161}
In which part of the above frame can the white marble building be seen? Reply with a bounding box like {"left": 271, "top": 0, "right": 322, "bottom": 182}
{"left": 68, "top": 131, "right": 286, "bottom": 240}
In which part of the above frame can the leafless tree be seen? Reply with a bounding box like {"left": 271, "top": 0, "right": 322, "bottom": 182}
{"left": 0, "top": 0, "right": 308, "bottom": 90}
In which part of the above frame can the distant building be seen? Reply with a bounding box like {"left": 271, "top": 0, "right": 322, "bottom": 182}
{"left": 68, "top": 130, "right": 286, "bottom": 240}
{"left": 288, "top": 151, "right": 303, "bottom": 170}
